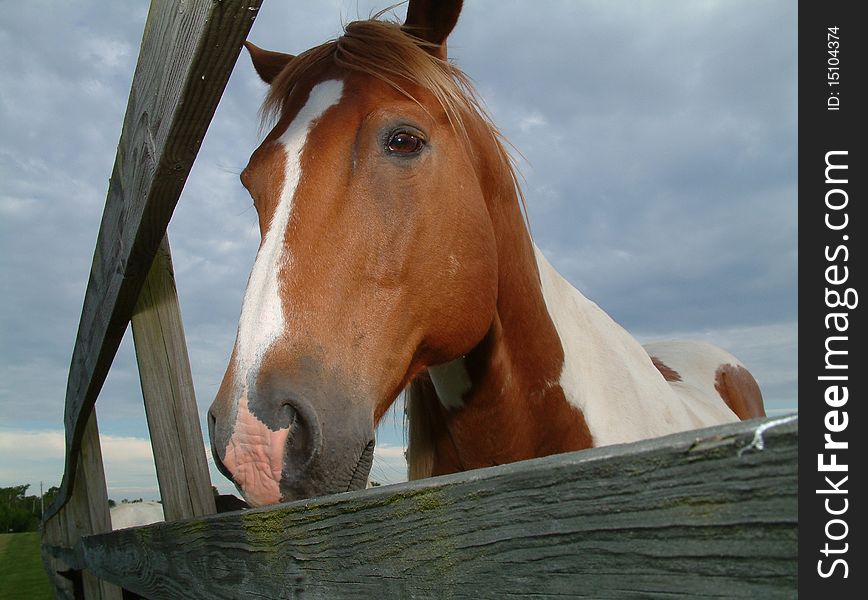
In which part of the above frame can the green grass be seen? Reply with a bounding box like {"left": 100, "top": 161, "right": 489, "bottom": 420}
{"left": 0, "top": 532, "right": 54, "bottom": 600}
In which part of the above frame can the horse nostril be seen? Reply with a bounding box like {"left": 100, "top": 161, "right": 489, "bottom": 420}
{"left": 278, "top": 397, "right": 322, "bottom": 476}
{"left": 278, "top": 402, "right": 299, "bottom": 432}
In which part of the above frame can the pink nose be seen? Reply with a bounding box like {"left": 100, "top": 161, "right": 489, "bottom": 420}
{"left": 208, "top": 387, "right": 322, "bottom": 506}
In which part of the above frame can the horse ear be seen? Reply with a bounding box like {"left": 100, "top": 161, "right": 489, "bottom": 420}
{"left": 402, "top": 0, "right": 463, "bottom": 59}
{"left": 244, "top": 41, "right": 295, "bottom": 84}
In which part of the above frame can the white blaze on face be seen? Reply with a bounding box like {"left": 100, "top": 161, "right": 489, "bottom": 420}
{"left": 234, "top": 79, "right": 344, "bottom": 392}
{"left": 222, "top": 79, "right": 344, "bottom": 506}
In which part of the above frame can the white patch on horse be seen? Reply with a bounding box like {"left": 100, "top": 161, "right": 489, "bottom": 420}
{"left": 533, "top": 246, "right": 731, "bottom": 446}
{"left": 233, "top": 79, "right": 344, "bottom": 394}
{"left": 428, "top": 357, "right": 472, "bottom": 409}
{"left": 642, "top": 339, "right": 741, "bottom": 424}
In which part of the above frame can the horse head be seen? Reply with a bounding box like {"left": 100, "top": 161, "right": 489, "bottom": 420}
{"left": 207, "top": 0, "right": 507, "bottom": 506}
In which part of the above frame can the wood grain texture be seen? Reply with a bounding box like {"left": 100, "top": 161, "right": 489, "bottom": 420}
{"left": 76, "top": 412, "right": 123, "bottom": 600}
{"left": 41, "top": 509, "right": 77, "bottom": 600}
{"left": 41, "top": 410, "right": 123, "bottom": 599}
{"left": 77, "top": 416, "right": 798, "bottom": 599}
{"left": 43, "top": 0, "right": 261, "bottom": 525}
{"left": 131, "top": 235, "right": 217, "bottom": 522}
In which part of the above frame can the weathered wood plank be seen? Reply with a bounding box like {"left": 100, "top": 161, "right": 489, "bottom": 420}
{"left": 44, "top": 0, "right": 261, "bottom": 523}
{"left": 131, "top": 235, "right": 217, "bottom": 522}
{"left": 41, "top": 410, "right": 123, "bottom": 600}
{"left": 78, "top": 416, "right": 798, "bottom": 599}
{"left": 76, "top": 412, "right": 123, "bottom": 600}
{"left": 41, "top": 508, "right": 77, "bottom": 600}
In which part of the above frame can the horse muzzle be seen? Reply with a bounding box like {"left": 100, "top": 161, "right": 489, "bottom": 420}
{"left": 208, "top": 382, "right": 375, "bottom": 507}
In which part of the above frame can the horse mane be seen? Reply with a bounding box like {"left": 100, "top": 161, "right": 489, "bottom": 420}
{"left": 260, "top": 16, "right": 529, "bottom": 481}
{"left": 404, "top": 372, "right": 440, "bottom": 479}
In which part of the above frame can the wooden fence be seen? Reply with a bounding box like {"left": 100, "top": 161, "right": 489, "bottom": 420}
{"left": 51, "top": 416, "right": 797, "bottom": 599}
{"left": 41, "top": 1, "right": 261, "bottom": 597}
{"left": 40, "top": 1, "right": 798, "bottom": 598}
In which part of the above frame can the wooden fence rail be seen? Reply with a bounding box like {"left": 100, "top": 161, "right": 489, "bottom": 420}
{"left": 53, "top": 415, "right": 798, "bottom": 600}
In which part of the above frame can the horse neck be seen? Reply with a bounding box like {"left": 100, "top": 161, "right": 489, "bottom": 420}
{"left": 407, "top": 121, "right": 686, "bottom": 478}
{"left": 410, "top": 134, "right": 593, "bottom": 477}
{"left": 533, "top": 246, "right": 689, "bottom": 446}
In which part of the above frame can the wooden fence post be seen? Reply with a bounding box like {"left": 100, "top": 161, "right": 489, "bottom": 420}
{"left": 41, "top": 410, "right": 123, "bottom": 600}
{"left": 131, "top": 234, "right": 217, "bottom": 521}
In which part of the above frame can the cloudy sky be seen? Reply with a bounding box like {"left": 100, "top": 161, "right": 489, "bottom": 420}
{"left": 0, "top": 1, "right": 797, "bottom": 501}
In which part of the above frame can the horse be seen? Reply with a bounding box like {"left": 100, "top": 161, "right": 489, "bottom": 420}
{"left": 207, "top": 0, "right": 765, "bottom": 508}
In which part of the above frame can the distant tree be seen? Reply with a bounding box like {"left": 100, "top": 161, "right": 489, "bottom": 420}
{"left": 0, "top": 485, "right": 40, "bottom": 532}
{"left": 108, "top": 499, "right": 117, "bottom": 508}
{"left": 43, "top": 486, "right": 60, "bottom": 510}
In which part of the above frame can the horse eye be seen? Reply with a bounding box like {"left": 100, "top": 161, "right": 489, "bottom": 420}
{"left": 386, "top": 131, "right": 425, "bottom": 155}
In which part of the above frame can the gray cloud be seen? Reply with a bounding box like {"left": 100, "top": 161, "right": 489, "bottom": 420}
{"left": 465, "top": 0, "right": 798, "bottom": 337}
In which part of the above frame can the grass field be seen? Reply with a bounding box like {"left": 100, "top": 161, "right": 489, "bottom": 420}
{"left": 0, "top": 532, "right": 54, "bottom": 600}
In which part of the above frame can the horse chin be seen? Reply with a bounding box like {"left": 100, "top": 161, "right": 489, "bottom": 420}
{"left": 273, "top": 436, "right": 376, "bottom": 504}
{"left": 347, "top": 439, "right": 376, "bottom": 491}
